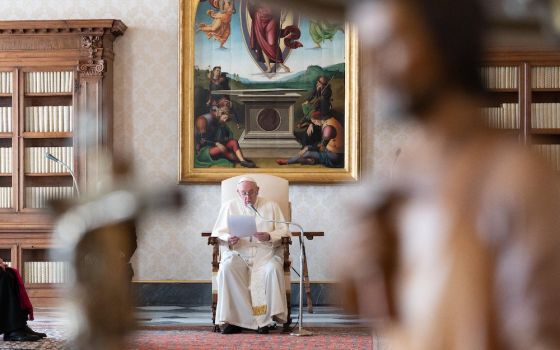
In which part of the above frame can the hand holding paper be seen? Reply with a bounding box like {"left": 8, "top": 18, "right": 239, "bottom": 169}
{"left": 227, "top": 215, "right": 257, "bottom": 238}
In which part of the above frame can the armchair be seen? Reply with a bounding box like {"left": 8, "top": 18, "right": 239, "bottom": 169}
{"left": 208, "top": 174, "right": 292, "bottom": 332}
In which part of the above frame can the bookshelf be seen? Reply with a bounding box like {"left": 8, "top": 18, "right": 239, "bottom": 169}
{"left": 0, "top": 20, "right": 126, "bottom": 306}
{"left": 22, "top": 69, "right": 75, "bottom": 211}
{"left": 482, "top": 51, "right": 560, "bottom": 171}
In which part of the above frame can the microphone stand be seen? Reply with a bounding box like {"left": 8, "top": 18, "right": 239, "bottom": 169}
{"left": 248, "top": 204, "right": 313, "bottom": 337}
{"left": 45, "top": 152, "right": 80, "bottom": 197}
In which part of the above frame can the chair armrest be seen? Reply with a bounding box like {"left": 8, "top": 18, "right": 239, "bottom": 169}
{"left": 205, "top": 235, "right": 220, "bottom": 272}
{"left": 281, "top": 236, "right": 292, "bottom": 270}
{"left": 290, "top": 231, "right": 324, "bottom": 240}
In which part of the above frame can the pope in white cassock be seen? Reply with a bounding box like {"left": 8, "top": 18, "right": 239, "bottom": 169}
{"left": 211, "top": 176, "right": 290, "bottom": 334}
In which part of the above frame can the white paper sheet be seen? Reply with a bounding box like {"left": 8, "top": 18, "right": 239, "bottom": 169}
{"left": 227, "top": 215, "right": 257, "bottom": 237}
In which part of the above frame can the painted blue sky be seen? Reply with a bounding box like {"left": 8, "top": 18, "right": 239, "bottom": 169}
{"left": 194, "top": 0, "right": 345, "bottom": 82}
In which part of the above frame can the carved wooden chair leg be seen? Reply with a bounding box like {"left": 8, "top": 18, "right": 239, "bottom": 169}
{"left": 302, "top": 241, "right": 313, "bottom": 313}
{"left": 283, "top": 292, "right": 292, "bottom": 332}
{"left": 209, "top": 237, "right": 221, "bottom": 332}
{"left": 281, "top": 236, "right": 293, "bottom": 332}
{"left": 212, "top": 295, "right": 220, "bottom": 332}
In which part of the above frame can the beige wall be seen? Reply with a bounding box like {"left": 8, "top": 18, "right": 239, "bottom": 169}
{"left": 2, "top": 0, "right": 409, "bottom": 281}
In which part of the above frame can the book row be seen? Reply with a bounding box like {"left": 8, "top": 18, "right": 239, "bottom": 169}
{"left": 0, "top": 107, "right": 12, "bottom": 132}
{"left": 531, "top": 66, "right": 560, "bottom": 89}
{"left": 481, "top": 103, "right": 520, "bottom": 129}
{"left": 25, "top": 186, "right": 74, "bottom": 209}
{"left": 25, "top": 106, "right": 73, "bottom": 132}
{"left": 0, "top": 107, "right": 12, "bottom": 133}
{"left": 0, "top": 147, "right": 12, "bottom": 173}
{"left": 25, "top": 71, "right": 73, "bottom": 94}
{"left": 0, "top": 72, "right": 13, "bottom": 94}
{"left": 23, "top": 261, "right": 70, "bottom": 284}
{"left": 533, "top": 144, "right": 560, "bottom": 171}
{"left": 531, "top": 103, "right": 560, "bottom": 128}
{"left": 0, "top": 187, "right": 12, "bottom": 208}
{"left": 480, "top": 66, "right": 518, "bottom": 89}
{"left": 25, "top": 147, "right": 73, "bottom": 174}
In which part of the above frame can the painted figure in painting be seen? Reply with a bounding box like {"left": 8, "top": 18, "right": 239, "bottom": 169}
{"left": 277, "top": 111, "right": 344, "bottom": 168}
{"left": 206, "top": 66, "right": 230, "bottom": 107}
{"left": 248, "top": 0, "right": 302, "bottom": 73}
{"left": 206, "top": 66, "right": 240, "bottom": 128}
{"left": 304, "top": 75, "right": 333, "bottom": 120}
{"left": 295, "top": 75, "right": 333, "bottom": 147}
{"left": 197, "top": 0, "right": 236, "bottom": 48}
{"left": 192, "top": 0, "right": 347, "bottom": 173}
{"left": 195, "top": 101, "right": 255, "bottom": 168}
{"left": 309, "top": 20, "right": 344, "bottom": 48}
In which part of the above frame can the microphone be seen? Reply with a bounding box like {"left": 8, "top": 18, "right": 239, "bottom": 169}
{"left": 246, "top": 203, "right": 304, "bottom": 232}
{"left": 45, "top": 151, "right": 81, "bottom": 197}
{"left": 245, "top": 202, "right": 313, "bottom": 337}
{"left": 45, "top": 152, "right": 59, "bottom": 162}
{"left": 247, "top": 203, "right": 258, "bottom": 214}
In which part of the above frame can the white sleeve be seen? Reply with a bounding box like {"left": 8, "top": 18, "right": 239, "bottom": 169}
{"left": 268, "top": 202, "right": 290, "bottom": 243}
{"left": 211, "top": 201, "right": 231, "bottom": 242}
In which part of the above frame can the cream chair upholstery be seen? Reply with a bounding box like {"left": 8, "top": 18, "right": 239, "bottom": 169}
{"left": 210, "top": 174, "right": 293, "bottom": 332}
{"left": 220, "top": 174, "right": 291, "bottom": 221}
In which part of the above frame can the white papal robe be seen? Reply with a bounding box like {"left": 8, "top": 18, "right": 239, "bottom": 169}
{"left": 212, "top": 196, "right": 290, "bottom": 330}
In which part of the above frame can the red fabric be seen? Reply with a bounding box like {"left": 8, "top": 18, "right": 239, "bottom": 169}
{"left": 249, "top": 4, "right": 302, "bottom": 64}
{"left": 281, "top": 25, "right": 303, "bottom": 49}
{"left": 225, "top": 139, "right": 240, "bottom": 152}
{"left": 209, "top": 139, "right": 239, "bottom": 161}
{"left": 322, "top": 125, "right": 337, "bottom": 140}
{"left": 250, "top": 5, "right": 283, "bottom": 63}
{"left": 8, "top": 267, "right": 34, "bottom": 321}
{"left": 209, "top": 146, "right": 230, "bottom": 159}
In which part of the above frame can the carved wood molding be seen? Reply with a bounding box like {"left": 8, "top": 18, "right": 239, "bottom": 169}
{"left": 78, "top": 59, "right": 105, "bottom": 77}
{"left": 79, "top": 34, "right": 107, "bottom": 77}
{"left": 0, "top": 36, "right": 79, "bottom": 51}
{"left": 81, "top": 35, "right": 103, "bottom": 59}
{"left": 82, "top": 35, "right": 102, "bottom": 51}
{"left": 0, "top": 20, "right": 127, "bottom": 37}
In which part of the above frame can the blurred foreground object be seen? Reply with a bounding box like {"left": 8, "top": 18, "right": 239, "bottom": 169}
{"left": 51, "top": 155, "right": 184, "bottom": 350}
{"left": 279, "top": 0, "right": 560, "bottom": 45}
{"left": 327, "top": 0, "right": 560, "bottom": 349}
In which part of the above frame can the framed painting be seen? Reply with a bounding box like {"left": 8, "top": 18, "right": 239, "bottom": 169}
{"left": 179, "top": 0, "right": 359, "bottom": 183}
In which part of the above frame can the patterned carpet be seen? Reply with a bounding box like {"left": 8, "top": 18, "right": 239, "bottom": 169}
{"left": 0, "top": 307, "right": 375, "bottom": 349}
{"left": 129, "top": 327, "right": 373, "bottom": 350}
{"left": 0, "top": 327, "right": 373, "bottom": 350}
{"left": 0, "top": 340, "right": 63, "bottom": 350}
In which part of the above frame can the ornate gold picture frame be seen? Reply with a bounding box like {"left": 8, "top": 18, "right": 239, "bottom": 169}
{"left": 179, "top": 0, "right": 359, "bottom": 183}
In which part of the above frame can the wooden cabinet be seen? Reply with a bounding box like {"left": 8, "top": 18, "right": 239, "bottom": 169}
{"left": 482, "top": 51, "right": 560, "bottom": 171}
{"left": 0, "top": 20, "right": 126, "bottom": 306}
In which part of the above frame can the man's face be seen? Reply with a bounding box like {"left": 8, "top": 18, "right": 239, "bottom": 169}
{"left": 219, "top": 108, "right": 231, "bottom": 123}
{"left": 311, "top": 118, "right": 322, "bottom": 126}
{"left": 210, "top": 106, "right": 220, "bottom": 118}
{"left": 237, "top": 181, "right": 259, "bottom": 206}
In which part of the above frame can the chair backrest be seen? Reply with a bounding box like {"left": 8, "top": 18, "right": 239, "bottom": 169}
{"left": 221, "top": 174, "right": 291, "bottom": 221}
